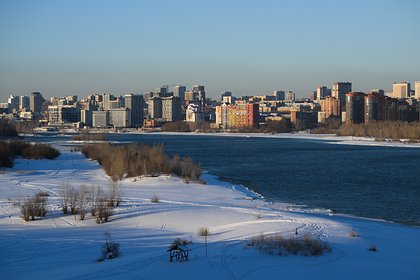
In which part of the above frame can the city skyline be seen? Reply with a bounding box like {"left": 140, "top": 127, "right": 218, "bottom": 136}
{"left": 1, "top": 0, "right": 419, "bottom": 99}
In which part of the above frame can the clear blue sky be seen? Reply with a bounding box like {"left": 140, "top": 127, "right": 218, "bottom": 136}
{"left": 1, "top": 0, "right": 419, "bottom": 99}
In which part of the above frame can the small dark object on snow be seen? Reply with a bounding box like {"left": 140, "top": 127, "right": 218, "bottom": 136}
{"left": 167, "top": 244, "right": 191, "bottom": 262}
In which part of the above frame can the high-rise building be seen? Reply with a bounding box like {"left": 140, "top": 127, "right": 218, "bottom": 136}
{"left": 30, "top": 92, "right": 44, "bottom": 114}
{"left": 221, "top": 91, "right": 234, "bottom": 104}
{"left": 148, "top": 96, "right": 163, "bottom": 119}
{"left": 320, "top": 97, "right": 341, "bottom": 118}
{"left": 193, "top": 85, "right": 205, "bottom": 111}
{"left": 286, "top": 91, "right": 295, "bottom": 101}
{"left": 173, "top": 86, "right": 186, "bottom": 102}
{"left": 48, "top": 105, "right": 80, "bottom": 125}
{"left": 20, "top": 95, "right": 30, "bottom": 110}
{"left": 215, "top": 102, "right": 259, "bottom": 129}
{"left": 162, "top": 96, "right": 182, "bottom": 122}
{"left": 346, "top": 92, "right": 365, "bottom": 124}
{"left": 109, "top": 108, "right": 131, "bottom": 128}
{"left": 364, "top": 93, "right": 386, "bottom": 123}
{"left": 316, "top": 86, "right": 331, "bottom": 100}
{"left": 415, "top": 81, "right": 420, "bottom": 99}
{"left": 332, "top": 82, "right": 352, "bottom": 101}
{"left": 7, "top": 95, "right": 19, "bottom": 111}
{"left": 92, "top": 111, "right": 109, "bottom": 128}
{"left": 273, "top": 90, "right": 285, "bottom": 101}
{"left": 80, "top": 110, "right": 93, "bottom": 127}
{"left": 124, "top": 94, "right": 144, "bottom": 127}
{"left": 392, "top": 82, "right": 411, "bottom": 99}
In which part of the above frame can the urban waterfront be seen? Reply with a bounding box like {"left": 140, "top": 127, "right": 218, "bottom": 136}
{"left": 30, "top": 133, "right": 420, "bottom": 226}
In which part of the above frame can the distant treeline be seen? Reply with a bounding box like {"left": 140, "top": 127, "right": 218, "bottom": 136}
{"left": 81, "top": 143, "right": 202, "bottom": 182}
{"left": 161, "top": 120, "right": 292, "bottom": 133}
{"left": 72, "top": 132, "right": 108, "bottom": 141}
{"left": 314, "top": 120, "right": 420, "bottom": 141}
{"left": 0, "top": 141, "right": 60, "bottom": 168}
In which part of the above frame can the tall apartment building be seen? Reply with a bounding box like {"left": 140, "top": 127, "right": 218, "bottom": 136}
{"left": 273, "top": 90, "right": 285, "bottom": 101}
{"left": 215, "top": 102, "right": 259, "bottom": 129}
{"left": 109, "top": 108, "right": 131, "bottom": 128}
{"left": 186, "top": 103, "right": 205, "bottom": 122}
{"left": 20, "top": 95, "right": 30, "bottom": 110}
{"left": 332, "top": 82, "right": 352, "bottom": 112}
{"left": 221, "top": 91, "right": 234, "bottom": 104}
{"left": 30, "top": 92, "right": 44, "bottom": 115}
{"left": 320, "top": 97, "right": 341, "bottom": 118}
{"left": 392, "top": 82, "right": 411, "bottom": 99}
{"left": 346, "top": 92, "right": 365, "bottom": 124}
{"left": 364, "top": 93, "right": 386, "bottom": 123}
{"left": 286, "top": 91, "right": 295, "bottom": 101}
{"left": 48, "top": 105, "right": 80, "bottom": 125}
{"left": 316, "top": 86, "right": 331, "bottom": 100}
{"left": 415, "top": 81, "right": 420, "bottom": 99}
{"left": 193, "top": 85, "right": 205, "bottom": 111}
{"left": 124, "top": 93, "right": 144, "bottom": 127}
{"left": 80, "top": 110, "right": 93, "bottom": 127}
{"left": 148, "top": 96, "right": 163, "bottom": 119}
{"left": 92, "top": 111, "right": 109, "bottom": 128}
{"left": 173, "top": 85, "right": 186, "bottom": 102}
{"left": 162, "top": 96, "right": 182, "bottom": 122}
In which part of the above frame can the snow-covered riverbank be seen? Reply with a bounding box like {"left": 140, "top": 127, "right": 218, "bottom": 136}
{"left": 1, "top": 151, "right": 419, "bottom": 279}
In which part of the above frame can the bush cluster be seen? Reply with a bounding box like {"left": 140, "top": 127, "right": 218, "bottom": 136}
{"left": 81, "top": 143, "right": 201, "bottom": 181}
{"left": 0, "top": 141, "right": 60, "bottom": 167}
{"left": 98, "top": 232, "right": 120, "bottom": 261}
{"left": 247, "top": 233, "right": 332, "bottom": 256}
{"left": 21, "top": 192, "right": 49, "bottom": 221}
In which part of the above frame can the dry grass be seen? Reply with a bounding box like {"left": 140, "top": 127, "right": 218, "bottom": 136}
{"left": 82, "top": 143, "right": 201, "bottom": 181}
{"left": 248, "top": 233, "right": 332, "bottom": 256}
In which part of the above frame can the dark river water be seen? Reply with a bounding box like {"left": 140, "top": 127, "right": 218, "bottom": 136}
{"left": 27, "top": 133, "right": 420, "bottom": 226}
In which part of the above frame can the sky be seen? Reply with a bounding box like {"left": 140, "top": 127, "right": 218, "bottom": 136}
{"left": 0, "top": 0, "right": 419, "bottom": 100}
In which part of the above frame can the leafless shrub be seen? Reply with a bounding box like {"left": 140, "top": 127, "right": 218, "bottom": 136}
{"left": 349, "top": 231, "right": 359, "bottom": 238}
{"left": 150, "top": 194, "right": 160, "bottom": 203}
{"left": 171, "top": 238, "right": 192, "bottom": 247}
{"left": 20, "top": 192, "right": 48, "bottom": 221}
{"left": 248, "top": 233, "right": 331, "bottom": 256}
{"left": 98, "top": 232, "right": 120, "bottom": 261}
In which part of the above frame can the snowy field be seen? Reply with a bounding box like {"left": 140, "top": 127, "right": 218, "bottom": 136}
{"left": 1, "top": 150, "right": 420, "bottom": 279}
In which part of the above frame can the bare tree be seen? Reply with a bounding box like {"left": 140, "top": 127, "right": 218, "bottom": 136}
{"left": 78, "top": 185, "right": 89, "bottom": 220}
{"left": 60, "top": 181, "right": 70, "bottom": 214}
{"left": 198, "top": 227, "right": 210, "bottom": 257}
{"left": 68, "top": 185, "right": 79, "bottom": 215}
{"left": 108, "top": 180, "right": 122, "bottom": 207}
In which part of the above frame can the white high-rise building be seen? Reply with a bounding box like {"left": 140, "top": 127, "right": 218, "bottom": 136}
{"left": 415, "top": 81, "right": 420, "bottom": 99}
{"left": 392, "top": 82, "right": 411, "bottom": 99}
